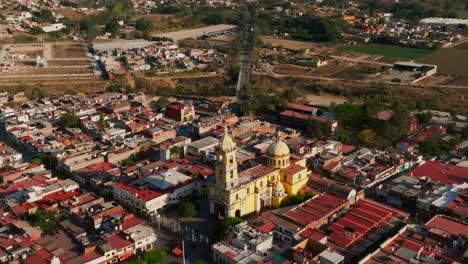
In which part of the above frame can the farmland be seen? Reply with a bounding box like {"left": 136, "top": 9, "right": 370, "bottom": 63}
{"left": 417, "top": 48, "right": 468, "bottom": 85}
{"left": 0, "top": 42, "right": 100, "bottom": 94}
{"left": 339, "top": 44, "right": 434, "bottom": 60}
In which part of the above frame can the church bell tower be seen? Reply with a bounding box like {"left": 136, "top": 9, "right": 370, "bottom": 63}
{"left": 215, "top": 128, "right": 239, "bottom": 189}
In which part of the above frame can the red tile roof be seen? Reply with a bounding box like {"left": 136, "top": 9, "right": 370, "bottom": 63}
{"left": 299, "top": 228, "right": 327, "bottom": 242}
{"left": 284, "top": 193, "right": 347, "bottom": 227}
{"left": 327, "top": 199, "right": 409, "bottom": 250}
{"left": 104, "top": 233, "right": 132, "bottom": 250}
{"left": 425, "top": 215, "right": 468, "bottom": 237}
{"left": 281, "top": 163, "right": 306, "bottom": 175}
{"left": 114, "top": 183, "right": 163, "bottom": 202}
{"left": 288, "top": 103, "right": 317, "bottom": 113}
{"left": 257, "top": 221, "right": 276, "bottom": 233}
{"left": 409, "top": 161, "right": 468, "bottom": 185}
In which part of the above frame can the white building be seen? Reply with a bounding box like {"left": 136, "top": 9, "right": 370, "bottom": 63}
{"left": 41, "top": 23, "right": 66, "bottom": 33}
{"left": 113, "top": 169, "right": 196, "bottom": 215}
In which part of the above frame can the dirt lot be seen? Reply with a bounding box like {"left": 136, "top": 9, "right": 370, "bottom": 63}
{"left": 0, "top": 67, "right": 92, "bottom": 76}
{"left": 53, "top": 8, "right": 85, "bottom": 21}
{"left": 53, "top": 44, "right": 87, "bottom": 58}
{"left": 454, "top": 41, "right": 468, "bottom": 50}
{"left": 303, "top": 94, "right": 347, "bottom": 107}
{"left": 0, "top": 77, "right": 108, "bottom": 96}
{"left": 417, "top": 48, "right": 468, "bottom": 86}
{"left": 47, "top": 60, "right": 91, "bottom": 67}
{"left": 273, "top": 60, "right": 381, "bottom": 80}
{"left": 261, "top": 36, "right": 321, "bottom": 51}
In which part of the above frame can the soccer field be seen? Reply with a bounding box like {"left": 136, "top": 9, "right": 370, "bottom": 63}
{"left": 339, "top": 44, "right": 434, "bottom": 60}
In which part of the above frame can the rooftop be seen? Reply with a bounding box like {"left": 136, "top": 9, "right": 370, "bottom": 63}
{"left": 409, "top": 161, "right": 468, "bottom": 185}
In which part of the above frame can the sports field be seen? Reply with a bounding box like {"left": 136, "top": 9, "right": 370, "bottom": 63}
{"left": 339, "top": 44, "right": 434, "bottom": 60}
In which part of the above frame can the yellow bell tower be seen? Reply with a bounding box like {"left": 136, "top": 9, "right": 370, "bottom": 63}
{"left": 215, "top": 128, "right": 239, "bottom": 190}
{"left": 272, "top": 179, "right": 287, "bottom": 208}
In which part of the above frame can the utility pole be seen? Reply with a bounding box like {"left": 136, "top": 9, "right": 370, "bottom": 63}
{"left": 182, "top": 240, "right": 186, "bottom": 264}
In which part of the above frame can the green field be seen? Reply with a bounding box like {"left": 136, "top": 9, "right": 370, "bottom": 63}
{"left": 339, "top": 44, "right": 434, "bottom": 60}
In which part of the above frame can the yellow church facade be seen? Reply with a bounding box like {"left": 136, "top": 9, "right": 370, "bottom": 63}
{"left": 209, "top": 129, "right": 309, "bottom": 218}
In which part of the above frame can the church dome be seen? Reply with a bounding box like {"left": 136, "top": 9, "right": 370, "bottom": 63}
{"left": 267, "top": 140, "right": 290, "bottom": 157}
{"left": 219, "top": 127, "right": 235, "bottom": 151}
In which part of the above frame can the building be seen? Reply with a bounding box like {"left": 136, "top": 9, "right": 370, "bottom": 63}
{"left": 326, "top": 199, "right": 410, "bottom": 262}
{"left": 165, "top": 102, "right": 196, "bottom": 122}
{"left": 362, "top": 215, "right": 468, "bottom": 264}
{"left": 212, "top": 222, "right": 286, "bottom": 264}
{"left": 408, "top": 161, "right": 468, "bottom": 185}
{"left": 187, "top": 136, "right": 220, "bottom": 157}
{"left": 209, "top": 129, "right": 308, "bottom": 218}
{"left": 113, "top": 169, "right": 196, "bottom": 216}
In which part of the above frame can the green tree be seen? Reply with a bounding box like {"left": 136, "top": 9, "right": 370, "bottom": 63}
{"left": 29, "top": 209, "right": 58, "bottom": 233}
{"left": 416, "top": 112, "right": 432, "bottom": 127}
{"left": 156, "top": 97, "right": 170, "bottom": 111}
{"left": 33, "top": 9, "right": 54, "bottom": 23}
{"left": 338, "top": 134, "right": 351, "bottom": 144}
{"left": 359, "top": 129, "right": 377, "bottom": 145}
{"left": 32, "top": 154, "right": 49, "bottom": 165}
{"left": 136, "top": 18, "right": 154, "bottom": 32}
{"left": 177, "top": 201, "right": 197, "bottom": 217}
{"left": 58, "top": 112, "right": 81, "bottom": 128}
{"left": 105, "top": 19, "right": 120, "bottom": 35}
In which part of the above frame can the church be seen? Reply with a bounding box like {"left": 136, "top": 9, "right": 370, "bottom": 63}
{"left": 209, "top": 128, "right": 309, "bottom": 218}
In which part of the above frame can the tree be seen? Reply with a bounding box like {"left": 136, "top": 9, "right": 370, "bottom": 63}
{"left": 416, "top": 112, "right": 432, "bottom": 127}
{"left": 105, "top": 19, "right": 120, "bottom": 35}
{"left": 136, "top": 18, "right": 154, "bottom": 32}
{"left": 177, "top": 201, "right": 197, "bottom": 217}
{"left": 359, "top": 129, "right": 377, "bottom": 145}
{"left": 288, "top": 15, "right": 341, "bottom": 42}
{"left": 32, "top": 154, "right": 49, "bottom": 165}
{"left": 33, "top": 9, "right": 54, "bottom": 23}
{"left": 156, "top": 97, "right": 170, "bottom": 111}
{"left": 58, "top": 112, "right": 81, "bottom": 128}
{"left": 29, "top": 209, "right": 58, "bottom": 233}
{"left": 80, "top": 19, "right": 98, "bottom": 42}
{"left": 338, "top": 134, "right": 351, "bottom": 144}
